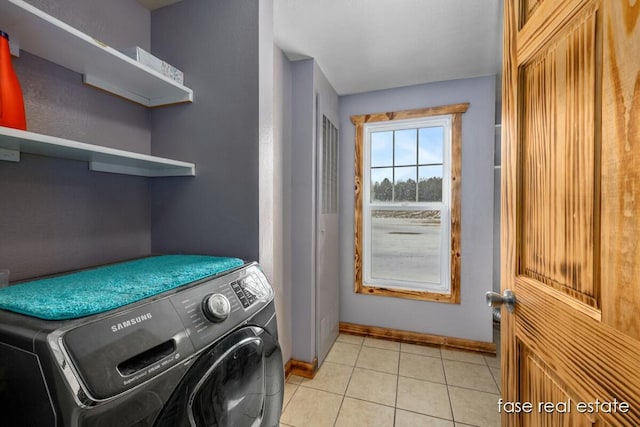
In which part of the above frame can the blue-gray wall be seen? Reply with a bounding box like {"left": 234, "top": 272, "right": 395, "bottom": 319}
{"left": 313, "top": 60, "right": 340, "bottom": 364}
{"left": 289, "top": 59, "right": 315, "bottom": 361}
{"left": 274, "top": 45, "right": 293, "bottom": 362}
{"left": 149, "top": 0, "right": 260, "bottom": 260}
{"left": 24, "top": 0, "right": 150, "bottom": 53}
{"left": 339, "top": 76, "right": 496, "bottom": 343}
{"left": 288, "top": 58, "right": 340, "bottom": 363}
{"left": 0, "top": 0, "right": 152, "bottom": 281}
{"left": 258, "top": 0, "right": 291, "bottom": 366}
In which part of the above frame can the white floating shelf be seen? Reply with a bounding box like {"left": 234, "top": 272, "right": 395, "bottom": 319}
{"left": 0, "top": 126, "right": 195, "bottom": 177}
{"left": 0, "top": 0, "right": 193, "bottom": 107}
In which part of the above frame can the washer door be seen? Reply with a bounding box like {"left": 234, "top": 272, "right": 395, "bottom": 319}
{"left": 154, "top": 326, "right": 283, "bottom": 427}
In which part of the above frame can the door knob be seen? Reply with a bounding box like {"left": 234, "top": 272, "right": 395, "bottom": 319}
{"left": 485, "top": 289, "right": 516, "bottom": 313}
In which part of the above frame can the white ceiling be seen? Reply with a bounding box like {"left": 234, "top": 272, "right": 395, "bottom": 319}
{"left": 136, "top": 0, "right": 502, "bottom": 96}
{"left": 274, "top": 0, "right": 502, "bottom": 95}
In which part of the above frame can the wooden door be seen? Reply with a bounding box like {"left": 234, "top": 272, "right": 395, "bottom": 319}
{"left": 501, "top": 0, "right": 640, "bottom": 425}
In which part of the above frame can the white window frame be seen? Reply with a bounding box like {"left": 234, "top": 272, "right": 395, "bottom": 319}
{"left": 362, "top": 115, "right": 452, "bottom": 293}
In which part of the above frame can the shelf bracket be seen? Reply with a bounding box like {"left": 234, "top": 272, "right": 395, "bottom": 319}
{"left": 9, "top": 39, "right": 20, "bottom": 57}
{"left": 0, "top": 147, "right": 20, "bottom": 162}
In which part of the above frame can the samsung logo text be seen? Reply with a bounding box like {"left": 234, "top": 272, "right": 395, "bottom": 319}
{"left": 111, "top": 313, "right": 153, "bottom": 332}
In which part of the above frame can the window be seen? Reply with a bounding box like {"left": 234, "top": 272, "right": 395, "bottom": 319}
{"left": 352, "top": 104, "right": 468, "bottom": 303}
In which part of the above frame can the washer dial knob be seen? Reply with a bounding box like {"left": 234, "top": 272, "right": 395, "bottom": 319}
{"left": 203, "top": 294, "right": 231, "bottom": 323}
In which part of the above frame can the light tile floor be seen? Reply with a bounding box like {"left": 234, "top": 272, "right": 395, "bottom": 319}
{"left": 281, "top": 332, "right": 501, "bottom": 427}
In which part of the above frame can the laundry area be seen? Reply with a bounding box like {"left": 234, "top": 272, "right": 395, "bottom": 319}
{"left": 2, "top": 0, "right": 639, "bottom": 426}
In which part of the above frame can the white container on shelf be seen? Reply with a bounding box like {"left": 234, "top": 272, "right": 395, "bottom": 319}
{"left": 0, "top": 0, "right": 193, "bottom": 107}
{"left": 121, "top": 46, "right": 184, "bottom": 85}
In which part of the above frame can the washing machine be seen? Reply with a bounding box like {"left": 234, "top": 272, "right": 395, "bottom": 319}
{"left": 0, "top": 258, "right": 284, "bottom": 426}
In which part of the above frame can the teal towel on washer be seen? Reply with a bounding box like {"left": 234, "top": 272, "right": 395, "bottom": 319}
{"left": 0, "top": 255, "right": 244, "bottom": 320}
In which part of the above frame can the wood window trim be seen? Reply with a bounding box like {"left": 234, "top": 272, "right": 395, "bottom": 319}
{"left": 352, "top": 103, "right": 468, "bottom": 303}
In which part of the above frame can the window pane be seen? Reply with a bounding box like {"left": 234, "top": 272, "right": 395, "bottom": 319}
{"left": 394, "top": 129, "right": 417, "bottom": 166}
{"left": 371, "top": 131, "right": 393, "bottom": 167}
{"left": 418, "top": 165, "right": 443, "bottom": 202}
{"left": 419, "top": 127, "right": 444, "bottom": 164}
{"left": 394, "top": 166, "right": 416, "bottom": 202}
{"left": 371, "top": 168, "right": 393, "bottom": 202}
{"left": 370, "top": 210, "right": 441, "bottom": 284}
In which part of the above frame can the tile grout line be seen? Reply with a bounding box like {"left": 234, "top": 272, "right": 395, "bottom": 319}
{"left": 490, "top": 365, "right": 501, "bottom": 393}
{"left": 485, "top": 343, "right": 502, "bottom": 395}
{"left": 441, "top": 352, "right": 457, "bottom": 424}
{"left": 343, "top": 395, "right": 399, "bottom": 411}
{"left": 396, "top": 373, "right": 446, "bottom": 385}
{"left": 282, "top": 383, "right": 299, "bottom": 412}
{"left": 280, "top": 381, "right": 300, "bottom": 427}
{"left": 394, "top": 346, "right": 400, "bottom": 426}
{"left": 330, "top": 336, "right": 364, "bottom": 427}
{"left": 447, "top": 384, "right": 501, "bottom": 396}
{"left": 486, "top": 344, "right": 502, "bottom": 393}
{"left": 331, "top": 393, "right": 346, "bottom": 427}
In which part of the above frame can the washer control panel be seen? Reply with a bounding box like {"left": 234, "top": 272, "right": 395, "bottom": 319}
{"left": 202, "top": 294, "right": 231, "bottom": 322}
{"left": 231, "top": 280, "right": 256, "bottom": 308}
{"left": 169, "top": 263, "right": 273, "bottom": 351}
